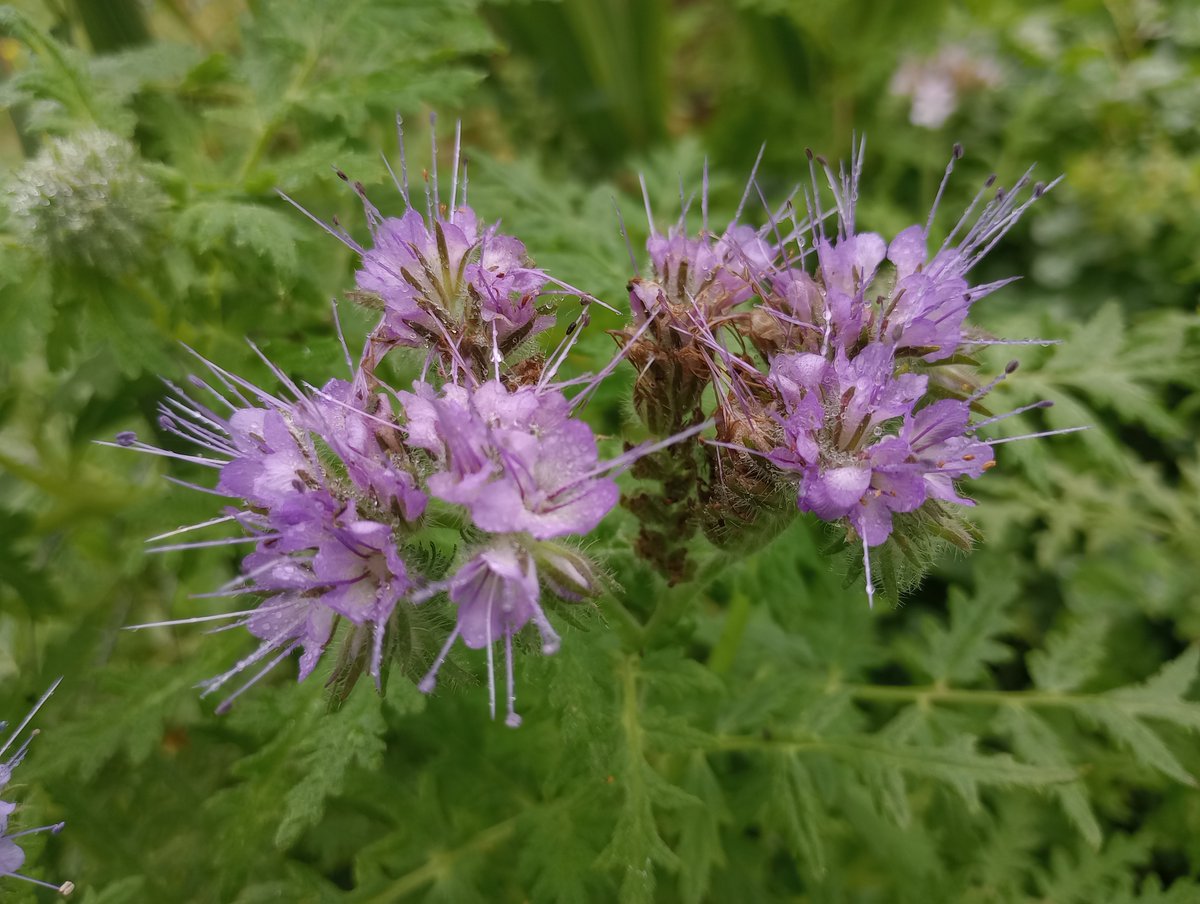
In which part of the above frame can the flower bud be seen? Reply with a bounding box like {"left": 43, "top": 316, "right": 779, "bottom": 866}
{"left": 531, "top": 540, "right": 603, "bottom": 602}
{"left": 6, "top": 129, "right": 167, "bottom": 274}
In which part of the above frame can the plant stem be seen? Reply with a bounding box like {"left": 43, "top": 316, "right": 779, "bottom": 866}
{"left": 707, "top": 589, "right": 752, "bottom": 676}
{"left": 362, "top": 815, "right": 520, "bottom": 903}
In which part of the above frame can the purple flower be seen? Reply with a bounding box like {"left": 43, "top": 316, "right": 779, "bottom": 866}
{"left": 419, "top": 539, "right": 561, "bottom": 727}
{"left": 357, "top": 206, "right": 553, "bottom": 351}
{"left": 1, "top": 681, "right": 73, "bottom": 897}
{"left": 400, "top": 379, "right": 620, "bottom": 539}
{"left": 106, "top": 352, "right": 422, "bottom": 710}
{"left": 300, "top": 379, "right": 427, "bottom": 521}
{"left": 901, "top": 399, "right": 995, "bottom": 505}
{"left": 639, "top": 223, "right": 772, "bottom": 322}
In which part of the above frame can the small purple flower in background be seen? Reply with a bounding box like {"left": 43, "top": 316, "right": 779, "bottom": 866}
{"left": 890, "top": 43, "right": 1003, "bottom": 129}
{"left": 1, "top": 680, "right": 73, "bottom": 897}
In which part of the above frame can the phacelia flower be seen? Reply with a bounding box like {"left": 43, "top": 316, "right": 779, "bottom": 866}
{"left": 399, "top": 379, "right": 619, "bottom": 539}
{"left": 419, "top": 539, "right": 554, "bottom": 727}
{"left": 105, "top": 348, "right": 423, "bottom": 710}
{"left": 283, "top": 116, "right": 597, "bottom": 385}
{"left": 1, "top": 680, "right": 73, "bottom": 897}
{"left": 890, "top": 44, "right": 1003, "bottom": 129}
{"left": 620, "top": 140, "right": 1082, "bottom": 600}
{"left": 106, "top": 121, "right": 688, "bottom": 721}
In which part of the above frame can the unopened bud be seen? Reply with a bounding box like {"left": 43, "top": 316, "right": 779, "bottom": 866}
{"left": 532, "top": 541, "right": 602, "bottom": 602}
{"left": 6, "top": 129, "right": 167, "bottom": 274}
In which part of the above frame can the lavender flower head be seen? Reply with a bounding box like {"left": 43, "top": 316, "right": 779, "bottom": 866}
{"left": 108, "top": 118, "right": 1080, "bottom": 724}
{"left": 621, "top": 140, "right": 1082, "bottom": 603}
{"left": 1, "top": 680, "right": 73, "bottom": 897}
{"left": 104, "top": 349, "right": 423, "bottom": 712}
{"left": 283, "top": 115, "right": 598, "bottom": 383}
{"left": 105, "top": 118, "right": 691, "bottom": 724}
{"left": 758, "top": 142, "right": 1074, "bottom": 604}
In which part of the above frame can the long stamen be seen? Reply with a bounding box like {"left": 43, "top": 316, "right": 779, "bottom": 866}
{"left": 428, "top": 111, "right": 440, "bottom": 212}
{"left": 7, "top": 822, "right": 66, "bottom": 840}
{"left": 732, "top": 143, "right": 766, "bottom": 227}
{"left": 395, "top": 113, "right": 411, "bottom": 206}
{"left": 638, "top": 173, "right": 655, "bottom": 235}
{"left": 449, "top": 119, "right": 462, "bottom": 219}
{"left": 0, "top": 678, "right": 62, "bottom": 761}
{"left": 504, "top": 632, "right": 521, "bottom": 728}
{"left": 612, "top": 196, "right": 639, "bottom": 274}
{"left": 214, "top": 640, "right": 302, "bottom": 715}
{"left": 146, "top": 535, "right": 271, "bottom": 555}
{"left": 146, "top": 515, "right": 238, "bottom": 544}
{"left": 966, "top": 359, "right": 1020, "bottom": 403}
{"left": 418, "top": 627, "right": 461, "bottom": 693}
{"left": 862, "top": 541, "right": 875, "bottom": 610}
{"left": 926, "top": 143, "right": 962, "bottom": 233}
{"left": 123, "top": 602, "right": 293, "bottom": 631}
{"left": 983, "top": 426, "right": 1089, "bottom": 445}
{"left": 969, "top": 399, "right": 1053, "bottom": 431}
{"left": 485, "top": 590, "right": 496, "bottom": 721}
{"left": 7, "top": 873, "right": 74, "bottom": 895}
{"left": 331, "top": 299, "right": 355, "bottom": 375}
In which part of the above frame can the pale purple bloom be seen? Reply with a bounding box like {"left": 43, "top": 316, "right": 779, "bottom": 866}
{"left": 300, "top": 379, "right": 427, "bottom": 520}
{"left": 104, "top": 352, "right": 422, "bottom": 709}
{"left": 890, "top": 44, "right": 1003, "bottom": 129}
{"left": 356, "top": 206, "right": 553, "bottom": 349}
{"left": 638, "top": 223, "right": 773, "bottom": 322}
{"left": 739, "top": 141, "right": 1071, "bottom": 596}
{"left": 419, "top": 539, "right": 559, "bottom": 728}
{"left": 400, "top": 379, "right": 620, "bottom": 540}
{"left": 901, "top": 399, "right": 995, "bottom": 505}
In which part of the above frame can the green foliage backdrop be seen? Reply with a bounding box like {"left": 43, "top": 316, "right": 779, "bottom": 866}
{"left": 1, "top": 0, "right": 1198, "bottom": 901}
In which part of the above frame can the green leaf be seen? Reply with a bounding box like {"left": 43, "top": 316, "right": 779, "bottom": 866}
{"left": 1028, "top": 615, "right": 1110, "bottom": 693}
{"left": 815, "top": 734, "right": 1076, "bottom": 810}
{"left": 906, "top": 557, "right": 1017, "bottom": 684}
{"left": 176, "top": 200, "right": 305, "bottom": 275}
{"left": 762, "top": 752, "right": 826, "bottom": 877}
{"left": 996, "top": 707, "right": 1102, "bottom": 848}
{"left": 676, "top": 753, "right": 728, "bottom": 904}
{"left": 274, "top": 682, "right": 387, "bottom": 848}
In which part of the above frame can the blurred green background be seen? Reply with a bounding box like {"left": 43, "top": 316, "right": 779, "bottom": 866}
{"left": 1, "top": 0, "right": 1199, "bottom": 901}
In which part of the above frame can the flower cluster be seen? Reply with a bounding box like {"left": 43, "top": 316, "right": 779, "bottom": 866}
{"left": 110, "top": 123, "right": 657, "bottom": 725}
{"left": 1, "top": 681, "right": 72, "bottom": 897}
{"left": 111, "top": 122, "right": 1074, "bottom": 720}
{"left": 621, "top": 142, "right": 1078, "bottom": 603}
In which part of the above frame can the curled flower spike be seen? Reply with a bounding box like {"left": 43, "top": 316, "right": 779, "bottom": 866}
{"left": 622, "top": 140, "right": 1078, "bottom": 603}
{"left": 1, "top": 680, "right": 73, "bottom": 897}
